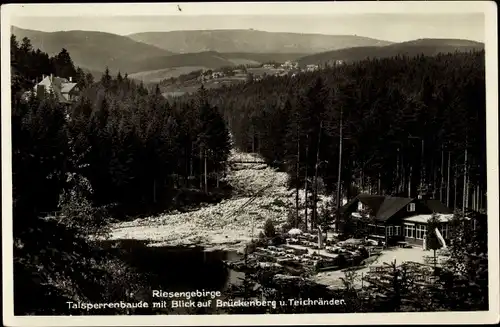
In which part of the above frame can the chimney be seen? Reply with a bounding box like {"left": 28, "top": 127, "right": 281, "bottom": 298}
{"left": 42, "top": 74, "right": 45, "bottom": 80}
{"left": 69, "top": 77, "right": 72, "bottom": 82}
{"left": 50, "top": 73, "right": 53, "bottom": 81}
{"left": 37, "top": 85, "right": 45, "bottom": 100}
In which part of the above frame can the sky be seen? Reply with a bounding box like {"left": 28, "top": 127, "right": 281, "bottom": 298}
{"left": 8, "top": 3, "right": 486, "bottom": 43}
{"left": 11, "top": 13, "right": 485, "bottom": 43}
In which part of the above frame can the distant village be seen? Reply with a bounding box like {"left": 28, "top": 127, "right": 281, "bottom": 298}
{"left": 197, "top": 59, "right": 346, "bottom": 83}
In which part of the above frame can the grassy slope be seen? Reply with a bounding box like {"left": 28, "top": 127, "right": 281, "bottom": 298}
{"left": 220, "top": 52, "right": 308, "bottom": 63}
{"left": 128, "top": 66, "right": 207, "bottom": 83}
{"left": 129, "top": 51, "right": 234, "bottom": 72}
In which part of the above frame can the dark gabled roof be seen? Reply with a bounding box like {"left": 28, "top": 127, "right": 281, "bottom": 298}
{"left": 340, "top": 197, "right": 358, "bottom": 213}
{"left": 50, "top": 79, "right": 69, "bottom": 103}
{"left": 423, "top": 199, "right": 453, "bottom": 214}
{"left": 341, "top": 194, "right": 453, "bottom": 222}
{"left": 358, "top": 194, "right": 386, "bottom": 214}
{"left": 341, "top": 194, "right": 414, "bottom": 222}
{"left": 375, "top": 197, "right": 414, "bottom": 221}
{"left": 340, "top": 194, "right": 383, "bottom": 214}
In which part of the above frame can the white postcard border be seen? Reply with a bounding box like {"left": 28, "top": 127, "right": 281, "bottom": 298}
{"left": 2, "top": 2, "right": 498, "bottom": 326}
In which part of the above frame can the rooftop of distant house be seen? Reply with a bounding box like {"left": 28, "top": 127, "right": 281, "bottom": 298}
{"left": 341, "top": 193, "right": 454, "bottom": 222}
{"left": 31, "top": 74, "right": 78, "bottom": 104}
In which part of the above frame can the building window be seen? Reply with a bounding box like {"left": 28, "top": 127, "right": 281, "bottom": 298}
{"left": 404, "top": 224, "right": 415, "bottom": 238}
{"left": 439, "top": 224, "right": 449, "bottom": 239}
{"left": 407, "top": 203, "right": 416, "bottom": 212}
{"left": 395, "top": 226, "right": 401, "bottom": 236}
{"left": 387, "top": 226, "right": 394, "bottom": 236}
{"left": 416, "top": 225, "right": 427, "bottom": 240}
{"left": 357, "top": 201, "right": 364, "bottom": 211}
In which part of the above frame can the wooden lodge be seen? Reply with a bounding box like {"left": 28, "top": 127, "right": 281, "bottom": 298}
{"left": 340, "top": 194, "right": 458, "bottom": 247}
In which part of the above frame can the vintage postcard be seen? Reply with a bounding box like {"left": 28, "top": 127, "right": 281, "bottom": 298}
{"left": 2, "top": 1, "right": 499, "bottom": 326}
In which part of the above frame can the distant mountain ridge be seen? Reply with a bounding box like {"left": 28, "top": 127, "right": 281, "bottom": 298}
{"left": 10, "top": 27, "right": 305, "bottom": 76}
{"left": 11, "top": 26, "right": 176, "bottom": 74}
{"left": 127, "top": 29, "right": 393, "bottom": 54}
{"left": 11, "top": 26, "right": 484, "bottom": 81}
{"left": 297, "top": 38, "right": 485, "bottom": 66}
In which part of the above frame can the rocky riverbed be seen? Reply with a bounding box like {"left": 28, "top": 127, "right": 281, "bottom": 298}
{"left": 110, "top": 150, "right": 320, "bottom": 252}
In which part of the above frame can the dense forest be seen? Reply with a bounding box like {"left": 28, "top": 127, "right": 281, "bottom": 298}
{"left": 10, "top": 34, "right": 488, "bottom": 315}
{"left": 11, "top": 35, "right": 231, "bottom": 314}
{"left": 204, "top": 50, "right": 486, "bottom": 228}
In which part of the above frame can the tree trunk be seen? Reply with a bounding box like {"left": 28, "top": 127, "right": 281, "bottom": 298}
{"left": 199, "top": 147, "right": 203, "bottom": 190}
{"left": 336, "top": 109, "right": 343, "bottom": 232}
{"left": 476, "top": 185, "right": 480, "bottom": 211}
{"left": 446, "top": 151, "right": 451, "bottom": 207}
{"left": 361, "top": 166, "right": 365, "bottom": 192}
{"left": 454, "top": 166, "right": 458, "bottom": 209}
{"left": 295, "top": 125, "right": 300, "bottom": 226}
{"left": 251, "top": 125, "right": 255, "bottom": 153}
{"left": 189, "top": 145, "right": 194, "bottom": 187}
{"left": 396, "top": 148, "right": 400, "bottom": 194}
{"left": 378, "top": 173, "right": 381, "bottom": 195}
{"left": 472, "top": 185, "right": 476, "bottom": 211}
{"left": 313, "top": 121, "right": 323, "bottom": 230}
{"left": 408, "top": 166, "right": 412, "bottom": 198}
{"left": 204, "top": 149, "right": 208, "bottom": 194}
{"left": 304, "top": 135, "right": 309, "bottom": 231}
{"left": 479, "top": 186, "right": 483, "bottom": 211}
{"left": 153, "top": 179, "right": 157, "bottom": 203}
{"left": 420, "top": 140, "right": 425, "bottom": 196}
{"left": 463, "top": 147, "right": 468, "bottom": 213}
{"left": 401, "top": 156, "right": 405, "bottom": 196}
{"left": 433, "top": 249, "right": 437, "bottom": 272}
{"left": 312, "top": 180, "right": 317, "bottom": 232}
{"left": 440, "top": 148, "right": 445, "bottom": 202}
{"left": 432, "top": 158, "right": 437, "bottom": 199}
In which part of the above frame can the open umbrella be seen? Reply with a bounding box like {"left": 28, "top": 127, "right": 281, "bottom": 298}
{"left": 288, "top": 228, "right": 303, "bottom": 236}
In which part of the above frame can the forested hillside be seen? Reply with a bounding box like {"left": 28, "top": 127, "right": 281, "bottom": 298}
{"left": 205, "top": 51, "right": 486, "bottom": 227}
{"left": 297, "top": 39, "right": 484, "bottom": 66}
{"left": 11, "top": 26, "right": 176, "bottom": 74}
{"left": 11, "top": 35, "right": 231, "bottom": 314}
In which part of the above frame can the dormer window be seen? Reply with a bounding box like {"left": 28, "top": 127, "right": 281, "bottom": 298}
{"left": 407, "top": 203, "right": 416, "bottom": 212}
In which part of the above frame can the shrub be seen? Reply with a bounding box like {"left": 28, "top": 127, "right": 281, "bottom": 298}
{"left": 58, "top": 187, "right": 110, "bottom": 239}
{"left": 280, "top": 223, "right": 292, "bottom": 234}
{"left": 358, "top": 247, "right": 369, "bottom": 259}
{"left": 263, "top": 218, "right": 276, "bottom": 238}
{"left": 271, "top": 198, "right": 287, "bottom": 207}
{"left": 245, "top": 238, "right": 267, "bottom": 254}
{"left": 271, "top": 235, "right": 285, "bottom": 246}
{"left": 14, "top": 177, "right": 154, "bottom": 315}
{"left": 286, "top": 208, "right": 300, "bottom": 228}
{"left": 14, "top": 218, "right": 152, "bottom": 315}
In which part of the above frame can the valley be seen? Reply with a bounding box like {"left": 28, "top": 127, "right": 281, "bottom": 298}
{"left": 11, "top": 26, "right": 485, "bottom": 88}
